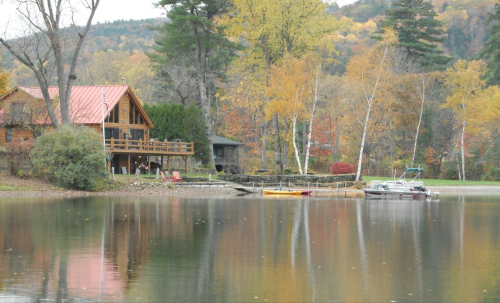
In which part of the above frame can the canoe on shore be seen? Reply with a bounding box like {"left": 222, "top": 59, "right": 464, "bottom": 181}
{"left": 263, "top": 190, "right": 312, "bottom": 195}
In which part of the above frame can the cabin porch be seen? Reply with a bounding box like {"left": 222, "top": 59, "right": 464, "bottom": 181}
{"left": 105, "top": 138, "right": 194, "bottom": 174}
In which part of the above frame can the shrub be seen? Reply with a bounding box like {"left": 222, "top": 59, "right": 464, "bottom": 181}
{"left": 31, "top": 125, "right": 107, "bottom": 190}
{"left": 0, "top": 139, "right": 34, "bottom": 176}
{"left": 331, "top": 162, "right": 354, "bottom": 175}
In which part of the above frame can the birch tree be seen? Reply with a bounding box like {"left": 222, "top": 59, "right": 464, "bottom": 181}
{"left": 411, "top": 72, "right": 436, "bottom": 167}
{"left": 442, "top": 60, "right": 488, "bottom": 180}
{"left": 347, "top": 33, "right": 396, "bottom": 182}
{"left": 268, "top": 53, "right": 322, "bottom": 175}
{"left": 0, "top": 0, "right": 101, "bottom": 129}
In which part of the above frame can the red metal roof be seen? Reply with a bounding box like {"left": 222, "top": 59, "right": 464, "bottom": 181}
{"left": 0, "top": 86, "right": 153, "bottom": 127}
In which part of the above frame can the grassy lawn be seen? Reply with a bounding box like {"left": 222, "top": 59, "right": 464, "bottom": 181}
{"left": 0, "top": 184, "right": 34, "bottom": 191}
{"left": 363, "top": 176, "right": 500, "bottom": 186}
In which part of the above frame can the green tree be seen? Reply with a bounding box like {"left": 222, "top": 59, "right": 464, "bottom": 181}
{"left": 479, "top": 0, "right": 500, "bottom": 85}
{"left": 374, "top": 0, "right": 451, "bottom": 68}
{"left": 149, "top": 0, "right": 237, "bottom": 169}
{"left": 31, "top": 125, "right": 107, "bottom": 190}
{"left": 144, "top": 103, "right": 210, "bottom": 163}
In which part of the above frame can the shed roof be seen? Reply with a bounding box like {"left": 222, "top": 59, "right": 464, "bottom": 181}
{"left": 0, "top": 85, "right": 153, "bottom": 127}
{"left": 211, "top": 134, "right": 243, "bottom": 146}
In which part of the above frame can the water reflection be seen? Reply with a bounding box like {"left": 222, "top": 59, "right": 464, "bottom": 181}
{"left": 0, "top": 195, "right": 499, "bottom": 302}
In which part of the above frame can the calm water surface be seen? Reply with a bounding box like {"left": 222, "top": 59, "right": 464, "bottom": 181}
{"left": 0, "top": 194, "right": 500, "bottom": 302}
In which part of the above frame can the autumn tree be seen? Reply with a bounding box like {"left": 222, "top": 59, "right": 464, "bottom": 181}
{"left": 150, "top": 0, "right": 237, "bottom": 170}
{"left": 226, "top": 52, "right": 269, "bottom": 169}
{"left": 224, "top": 0, "right": 341, "bottom": 174}
{"left": 268, "top": 53, "right": 321, "bottom": 175}
{"left": 374, "top": 0, "right": 451, "bottom": 68}
{"left": 441, "top": 60, "right": 489, "bottom": 180}
{"left": 0, "top": 51, "right": 8, "bottom": 95}
{"left": 0, "top": 0, "right": 101, "bottom": 129}
{"left": 344, "top": 31, "right": 397, "bottom": 181}
{"left": 79, "top": 50, "right": 156, "bottom": 103}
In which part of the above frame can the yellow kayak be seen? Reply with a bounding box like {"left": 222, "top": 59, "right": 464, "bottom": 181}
{"left": 263, "top": 190, "right": 312, "bottom": 195}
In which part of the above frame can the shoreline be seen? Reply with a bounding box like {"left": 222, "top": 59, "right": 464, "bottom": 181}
{"left": 1, "top": 173, "right": 499, "bottom": 197}
{"left": 1, "top": 184, "right": 500, "bottom": 198}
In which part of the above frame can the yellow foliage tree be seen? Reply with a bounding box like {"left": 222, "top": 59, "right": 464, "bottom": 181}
{"left": 80, "top": 50, "right": 156, "bottom": 103}
{"left": 343, "top": 30, "right": 398, "bottom": 181}
{"left": 223, "top": 0, "right": 342, "bottom": 173}
{"left": 441, "top": 59, "right": 488, "bottom": 180}
{"left": 267, "top": 53, "right": 321, "bottom": 174}
{"left": 226, "top": 52, "right": 269, "bottom": 169}
{"left": 0, "top": 51, "right": 9, "bottom": 96}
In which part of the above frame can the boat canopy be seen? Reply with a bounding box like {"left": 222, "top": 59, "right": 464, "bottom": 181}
{"left": 405, "top": 168, "right": 424, "bottom": 173}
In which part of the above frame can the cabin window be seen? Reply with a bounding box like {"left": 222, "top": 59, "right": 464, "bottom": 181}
{"left": 130, "top": 129, "right": 144, "bottom": 141}
{"left": 104, "top": 128, "right": 120, "bottom": 139}
{"left": 129, "top": 100, "right": 143, "bottom": 125}
{"left": 214, "top": 146, "right": 224, "bottom": 158}
{"left": 129, "top": 101, "right": 134, "bottom": 124}
{"left": 6, "top": 128, "right": 13, "bottom": 142}
{"left": 11, "top": 103, "right": 26, "bottom": 123}
{"left": 105, "top": 105, "right": 119, "bottom": 123}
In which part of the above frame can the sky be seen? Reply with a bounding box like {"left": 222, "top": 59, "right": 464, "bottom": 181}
{"left": 0, "top": 0, "right": 353, "bottom": 38}
{"left": 0, "top": 0, "right": 165, "bottom": 38}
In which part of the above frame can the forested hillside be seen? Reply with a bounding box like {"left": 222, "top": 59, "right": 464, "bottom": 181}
{"left": 1, "top": 0, "right": 499, "bottom": 180}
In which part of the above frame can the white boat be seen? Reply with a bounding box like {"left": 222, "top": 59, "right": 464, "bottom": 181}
{"left": 364, "top": 168, "right": 434, "bottom": 200}
{"left": 364, "top": 183, "right": 430, "bottom": 199}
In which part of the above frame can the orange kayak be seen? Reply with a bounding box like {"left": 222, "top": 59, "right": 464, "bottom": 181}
{"left": 263, "top": 190, "right": 312, "bottom": 195}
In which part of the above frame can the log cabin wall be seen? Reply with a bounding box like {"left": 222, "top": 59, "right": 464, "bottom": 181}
{"left": 103, "top": 93, "right": 149, "bottom": 141}
{"left": 0, "top": 89, "right": 46, "bottom": 146}
{"left": 1, "top": 89, "right": 45, "bottom": 125}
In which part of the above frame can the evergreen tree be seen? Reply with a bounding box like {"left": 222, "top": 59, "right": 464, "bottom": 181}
{"left": 144, "top": 103, "right": 210, "bottom": 163}
{"left": 149, "top": 0, "right": 238, "bottom": 169}
{"left": 479, "top": 0, "right": 500, "bottom": 85}
{"left": 373, "top": 0, "right": 451, "bottom": 68}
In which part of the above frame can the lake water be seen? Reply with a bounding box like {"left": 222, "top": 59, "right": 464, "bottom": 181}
{"left": 0, "top": 194, "right": 499, "bottom": 302}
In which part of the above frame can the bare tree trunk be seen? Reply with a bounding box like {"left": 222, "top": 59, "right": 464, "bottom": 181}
{"left": 192, "top": 20, "right": 215, "bottom": 170}
{"left": 304, "top": 66, "right": 321, "bottom": 175}
{"left": 273, "top": 114, "right": 283, "bottom": 175}
{"left": 302, "top": 121, "right": 307, "bottom": 157}
{"left": 411, "top": 74, "right": 427, "bottom": 167}
{"left": 461, "top": 120, "right": 466, "bottom": 181}
{"left": 356, "top": 44, "right": 388, "bottom": 182}
{"left": 356, "top": 102, "right": 373, "bottom": 181}
{"left": 261, "top": 124, "right": 268, "bottom": 169}
{"left": 252, "top": 116, "right": 262, "bottom": 168}
{"left": 455, "top": 134, "right": 462, "bottom": 180}
{"left": 292, "top": 116, "right": 303, "bottom": 175}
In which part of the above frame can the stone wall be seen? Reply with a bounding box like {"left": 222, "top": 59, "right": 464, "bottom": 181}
{"left": 219, "top": 174, "right": 363, "bottom": 187}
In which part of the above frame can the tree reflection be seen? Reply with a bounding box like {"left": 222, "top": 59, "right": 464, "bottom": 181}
{"left": 0, "top": 195, "right": 499, "bottom": 302}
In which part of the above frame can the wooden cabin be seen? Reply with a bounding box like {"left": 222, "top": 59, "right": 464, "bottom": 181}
{"left": 212, "top": 134, "right": 243, "bottom": 174}
{"left": 0, "top": 85, "right": 194, "bottom": 174}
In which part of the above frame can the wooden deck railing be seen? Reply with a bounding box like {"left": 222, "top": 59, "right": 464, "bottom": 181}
{"left": 105, "top": 138, "right": 194, "bottom": 155}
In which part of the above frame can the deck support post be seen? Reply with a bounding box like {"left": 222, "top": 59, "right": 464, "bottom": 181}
{"left": 167, "top": 156, "right": 171, "bottom": 173}
{"left": 161, "top": 155, "right": 164, "bottom": 171}
{"left": 184, "top": 156, "right": 188, "bottom": 174}
{"left": 148, "top": 156, "right": 151, "bottom": 174}
{"left": 127, "top": 154, "right": 131, "bottom": 175}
